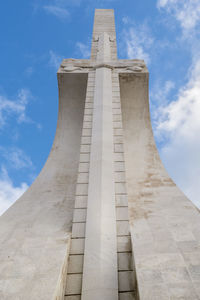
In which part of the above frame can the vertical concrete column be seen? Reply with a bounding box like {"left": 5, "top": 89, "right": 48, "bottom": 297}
{"left": 65, "top": 71, "right": 95, "bottom": 299}
{"left": 82, "top": 33, "right": 118, "bottom": 300}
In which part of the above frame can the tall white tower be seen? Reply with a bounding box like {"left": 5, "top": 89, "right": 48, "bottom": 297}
{"left": 0, "top": 9, "right": 200, "bottom": 300}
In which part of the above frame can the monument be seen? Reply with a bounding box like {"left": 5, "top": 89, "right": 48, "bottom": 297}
{"left": 0, "top": 8, "right": 200, "bottom": 300}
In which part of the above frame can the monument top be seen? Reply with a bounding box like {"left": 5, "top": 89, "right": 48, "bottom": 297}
{"left": 1, "top": 8, "right": 199, "bottom": 300}
{"left": 91, "top": 9, "right": 117, "bottom": 61}
{"left": 57, "top": 9, "right": 147, "bottom": 75}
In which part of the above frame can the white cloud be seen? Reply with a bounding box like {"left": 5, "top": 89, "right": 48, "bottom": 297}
{"left": 0, "top": 147, "right": 33, "bottom": 170}
{"left": 49, "top": 50, "right": 63, "bottom": 69}
{"left": 42, "top": 0, "right": 82, "bottom": 20}
{"left": 122, "top": 22, "right": 154, "bottom": 64}
{"left": 76, "top": 42, "right": 90, "bottom": 59}
{"left": 156, "top": 80, "right": 175, "bottom": 104}
{"left": 155, "top": 59, "right": 200, "bottom": 208}
{"left": 34, "top": 0, "right": 81, "bottom": 16}
{"left": 157, "top": 0, "right": 200, "bottom": 32}
{"left": 43, "top": 5, "right": 69, "bottom": 20}
{"left": 0, "top": 167, "right": 28, "bottom": 216}
{"left": 0, "top": 89, "right": 32, "bottom": 129}
{"left": 154, "top": 0, "right": 200, "bottom": 208}
{"left": 150, "top": 80, "right": 175, "bottom": 123}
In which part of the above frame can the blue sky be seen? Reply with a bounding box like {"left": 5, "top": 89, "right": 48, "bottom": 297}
{"left": 0, "top": 0, "right": 200, "bottom": 214}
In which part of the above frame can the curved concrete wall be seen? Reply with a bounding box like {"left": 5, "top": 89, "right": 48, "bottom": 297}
{"left": 120, "top": 72, "right": 200, "bottom": 299}
{"left": 0, "top": 73, "right": 87, "bottom": 299}
{"left": 1, "top": 7, "right": 200, "bottom": 299}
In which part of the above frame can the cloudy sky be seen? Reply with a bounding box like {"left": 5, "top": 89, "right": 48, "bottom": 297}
{"left": 0, "top": 0, "right": 200, "bottom": 215}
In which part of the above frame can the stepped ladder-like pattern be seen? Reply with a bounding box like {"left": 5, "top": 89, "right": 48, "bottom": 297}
{"left": 2, "top": 7, "right": 200, "bottom": 300}
{"left": 64, "top": 71, "right": 137, "bottom": 300}
{"left": 112, "top": 70, "right": 137, "bottom": 299}
{"left": 65, "top": 71, "right": 95, "bottom": 298}
{"left": 64, "top": 10, "right": 137, "bottom": 299}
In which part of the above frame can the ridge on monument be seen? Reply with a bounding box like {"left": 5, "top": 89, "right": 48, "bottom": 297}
{"left": 0, "top": 8, "right": 200, "bottom": 300}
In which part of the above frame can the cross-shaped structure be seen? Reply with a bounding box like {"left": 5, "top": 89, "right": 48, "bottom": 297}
{"left": 1, "top": 8, "right": 200, "bottom": 300}
{"left": 57, "top": 9, "right": 147, "bottom": 300}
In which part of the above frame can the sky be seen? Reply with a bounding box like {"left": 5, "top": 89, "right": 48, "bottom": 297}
{"left": 0, "top": 0, "right": 200, "bottom": 215}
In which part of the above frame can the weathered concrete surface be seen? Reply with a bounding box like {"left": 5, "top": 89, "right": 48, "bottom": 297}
{"left": 82, "top": 32, "right": 118, "bottom": 300}
{"left": 0, "top": 73, "right": 87, "bottom": 300}
{"left": 1, "top": 8, "right": 200, "bottom": 300}
{"left": 120, "top": 72, "right": 200, "bottom": 299}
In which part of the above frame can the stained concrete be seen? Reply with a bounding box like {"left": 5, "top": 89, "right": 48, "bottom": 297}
{"left": 1, "top": 8, "right": 200, "bottom": 300}
{"left": 0, "top": 74, "right": 87, "bottom": 299}
{"left": 120, "top": 72, "right": 200, "bottom": 299}
{"left": 82, "top": 32, "right": 118, "bottom": 300}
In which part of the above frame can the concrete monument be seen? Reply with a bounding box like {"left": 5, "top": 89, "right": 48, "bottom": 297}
{"left": 0, "top": 8, "right": 200, "bottom": 300}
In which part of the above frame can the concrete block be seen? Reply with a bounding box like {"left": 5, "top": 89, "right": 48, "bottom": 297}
{"left": 85, "top": 97, "right": 93, "bottom": 103}
{"left": 78, "top": 163, "right": 89, "bottom": 173}
{"left": 114, "top": 128, "right": 123, "bottom": 136}
{"left": 114, "top": 152, "right": 124, "bottom": 162}
{"left": 113, "top": 97, "right": 120, "bottom": 103}
{"left": 137, "top": 268, "right": 163, "bottom": 285}
{"left": 118, "top": 252, "right": 133, "bottom": 271}
{"left": 116, "top": 194, "right": 128, "bottom": 206}
{"left": 65, "top": 296, "right": 81, "bottom": 300}
{"left": 158, "top": 253, "right": 186, "bottom": 270}
{"left": 118, "top": 271, "right": 135, "bottom": 292}
{"left": 76, "top": 184, "right": 88, "bottom": 196}
{"left": 85, "top": 103, "right": 93, "bottom": 109}
{"left": 188, "top": 264, "right": 200, "bottom": 281}
{"left": 65, "top": 274, "right": 82, "bottom": 295}
{"left": 172, "top": 228, "right": 195, "bottom": 242}
{"left": 84, "top": 108, "right": 93, "bottom": 116}
{"left": 168, "top": 282, "right": 198, "bottom": 299}
{"left": 79, "top": 153, "right": 90, "bottom": 163}
{"left": 72, "top": 223, "right": 85, "bottom": 238}
{"left": 116, "top": 207, "right": 129, "bottom": 221}
{"left": 115, "top": 172, "right": 126, "bottom": 183}
{"left": 77, "top": 173, "right": 89, "bottom": 184}
{"left": 138, "top": 283, "right": 170, "bottom": 300}
{"left": 114, "top": 143, "right": 123, "bottom": 152}
{"left": 83, "top": 122, "right": 92, "bottom": 129}
{"left": 81, "top": 136, "right": 91, "bottom": 145}
{"left": 82, "top": 128, "right": 92, "bottom": 136}
{"left": 68, "top": 254, "right": 84, "bottom": 274}
{"left": 119, "top": 292, "right": 136, "bottom": 300}
{"left": 86, "top": 91, "right": 94, "bottom": 97}
{"left": 113, "top": 114, "right": 122, "bottom": 122}
{"left": 75, "top": 195, "right": 87, "bottom": 208}
{"left": 112, "top": 85, "right": 120, "bottom": 91}
{"left": 115, "top": 182, "right": 127, "bottom": 194}
{"left": 113, "top": 102, "right": 121, "bottom": 109}
{"left": 114, "top": 135, "right": 124, "bottom": 143}
{"left": 117, "top": 236, "right": 132, "bottom": 252}
{"left": 192, "top": 281, "right": 200, "bottom": 298}
{"left": 70, "top": 238, "right": 85, "bottom": 255}
{"left": 113, "top": 91, "right": 120, "bottom": 97}
{"left": 80, "top": 145, "right": 90, "bottom": 153}
{"left": 161, "top": 266, "right": 191, "bottom": 284}
{"left": 117, "top": 221, "right": 130, "bottom": 236}
{"left": 73, "top": 209, "right": 87, "bottom": 223}
{"left": 115, "top": 162, "right": 125, "bottom": 172}
{"left": 113, "top": 121, "right": 122, "bottom": 129}
{"left": 83, "top": 115, "right": 92, "bottom": 122}
{"left": 113, "top": 108, "right": 121, "bottom": 115}
{"left": 177, "top": 240, "right": 199, "bottom": 253}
